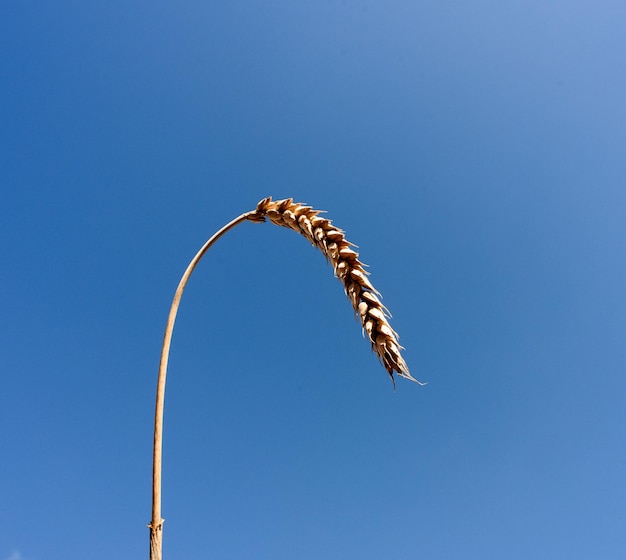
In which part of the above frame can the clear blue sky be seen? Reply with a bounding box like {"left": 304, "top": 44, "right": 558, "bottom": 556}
{"left": 2, "top": 2, "right": 625, "bottom": 559}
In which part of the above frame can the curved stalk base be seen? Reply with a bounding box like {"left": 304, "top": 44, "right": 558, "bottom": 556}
{"left": 149, "top": 210, "right": 257, "bottom": 560}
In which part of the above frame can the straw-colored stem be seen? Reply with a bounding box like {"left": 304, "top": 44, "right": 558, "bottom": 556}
{"left": 149, "top": 210, "right": 255, "bottom": 560}
{"left": 148, "top": 196, "right": 417, "bottom": 559}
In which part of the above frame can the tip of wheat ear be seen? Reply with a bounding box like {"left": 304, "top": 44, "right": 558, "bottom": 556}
{"left": 248, "top": 196, "right": 425, "bottom": 386}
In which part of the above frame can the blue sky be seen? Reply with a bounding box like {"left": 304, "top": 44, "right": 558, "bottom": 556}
{"left": 2, "top": 1, "right": 626, "bottom": 559}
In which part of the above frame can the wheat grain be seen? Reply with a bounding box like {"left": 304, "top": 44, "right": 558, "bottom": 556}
{"left": 249, "top": 196, "right": 423, "bottom": 385}
{"left": 149, "top": 196, "right": 423, "bottom": 560}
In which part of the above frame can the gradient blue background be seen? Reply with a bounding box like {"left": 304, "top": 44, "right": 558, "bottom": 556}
{"left": 2, "top": 2, "right": 625, "bottom": 559}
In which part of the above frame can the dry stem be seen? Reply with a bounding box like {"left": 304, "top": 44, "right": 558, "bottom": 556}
{"left": 149, "top": 196, "right": 420, "bottom": 559}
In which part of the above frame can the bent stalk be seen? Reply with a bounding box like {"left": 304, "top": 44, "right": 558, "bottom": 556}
{"left": 149, "top": 210, "right": 257, "bottom": 560}
{"left": 148, "top": 197, "right": 419, "bottom": 560}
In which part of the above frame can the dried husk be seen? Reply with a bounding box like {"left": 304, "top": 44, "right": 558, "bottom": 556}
{"left": 249, "top": 196, "right": 423, "bottom": 385}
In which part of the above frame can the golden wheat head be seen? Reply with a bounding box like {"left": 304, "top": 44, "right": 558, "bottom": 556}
{"left": 248, "top": 196, "right": 423, "bottom": 386}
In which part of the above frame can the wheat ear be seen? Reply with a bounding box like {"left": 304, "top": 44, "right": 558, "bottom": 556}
{"left": 249, "top": 196, "right": 423, "bottom": 386}
{"left": 149, "top": 197, "right": 421, "bottom": 560}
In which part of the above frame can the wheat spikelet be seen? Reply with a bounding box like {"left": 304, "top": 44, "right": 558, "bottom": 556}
{"left": 249, "top": 196, "right": 423, "bottom": 386}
